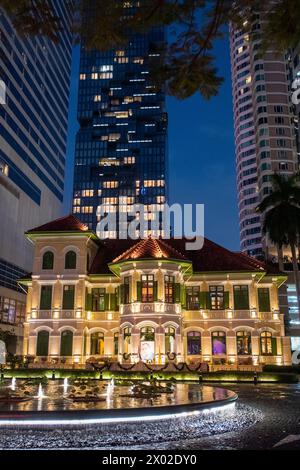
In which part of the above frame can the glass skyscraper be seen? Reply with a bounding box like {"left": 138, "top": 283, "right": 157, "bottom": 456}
{"left": 0, "top": 1, "right": 73, "bottom": 351}
{"left": 73, "top": 17, "right": 168, "bottom": 237}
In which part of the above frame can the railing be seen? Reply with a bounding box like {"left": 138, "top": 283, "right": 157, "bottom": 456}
{"left": 30, "top": 309, "right": 119, "bottom": 321}
{"left": 121, "top": 302, "right": 181, "bottom": 316}
{"left": 183, "top": 309, "right": 281, "bottom": 321}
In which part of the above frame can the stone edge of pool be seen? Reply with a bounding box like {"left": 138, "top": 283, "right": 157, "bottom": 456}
{"left": 0, "top": 388, "right": 238, "bottom": 424}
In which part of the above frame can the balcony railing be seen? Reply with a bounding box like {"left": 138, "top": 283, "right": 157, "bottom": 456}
{"left": 121, "top": 302, "right": 182, "bottom": 316}
{"left": 30, "top": 309, "right": 119, "bottom": 321}
{"left": 183, "top": 309, "right": 281, "bottom": 321}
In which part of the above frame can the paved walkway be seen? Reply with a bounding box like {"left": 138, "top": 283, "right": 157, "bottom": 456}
{"left": 152, "top": 383, "right": 300, "bottom": 450}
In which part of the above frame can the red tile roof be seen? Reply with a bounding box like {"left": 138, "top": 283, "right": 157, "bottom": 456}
{"left": 112, "top": 237, "right": 188, "bottom": 263}
{"left": 88, "top": 237, "right": 278, "bottom": 275}
{"left": 26, "top": 214, "right": 90, "bottom": 233}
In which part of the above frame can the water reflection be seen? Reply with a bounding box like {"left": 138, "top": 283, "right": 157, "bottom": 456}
{"left": 0, "top": 379, "right": 236, "bottom": 412}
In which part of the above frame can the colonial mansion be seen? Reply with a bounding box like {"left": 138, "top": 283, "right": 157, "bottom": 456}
{"left": 20, "top": 215, "right": 292, "bottom": 368}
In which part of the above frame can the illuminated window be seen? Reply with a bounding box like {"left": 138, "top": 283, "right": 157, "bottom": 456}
{"left": 100, "top": 65, "right": 113, "bottom": 72}
{"left": 124, "top": 156, "right": 135, "bottom": 164}
{"left": 115, "top": 111, "right": 129, "bottom": 119}
{"left": 165, "top": 327, "right": 175, "bottom": 354}
{"left": 133, "top": 57, "right": 144, "bottom": 64}
{"left": 82, "top": 190, "right": 94, "bottom": 197}
{"left": 209, "top": 286, "right": 224, "bottom": 310}
{"left": 212, "top": 331, "right": 226, "bottom": 355}
{"left": 91, "top": 73, "right": 98, "bottom": 80}
{"left": 124, "top": 96, "right": 133, "bottom": 104}
{"left": 103, "top": 181, "right": 118, "bottom": 189}
{"left": 108, "top": 133, "right": 121, "bottom": 141}
{"left": 102, "top": 197, "right": 118, "bottom": 204}
{"left": 141, "top": 274, "right": 154, "bottom": 302}
{"left": 115, "top": 50, "right": 125, "bottom": 57}
{"left": 90, "top": 332, "right": 104, "bottom": 356}
{"left": 116, "top": 57, "right": 129, "bottom": 64}
{"left": 123, "top": 327, "right": 131, "bottom": 354}
{"left": 99, "top": 72, "right": 113, "bottom": 79}
{"left": 260, "top": 331, "right": 275, "bottom": 355}
{"left": 99, "top": 158, "right": 120, "bottom": 166}
{"left": 164, "top": 275, "right": 175, "bottom": 303}
{"left": 246, "top": 76, "right": 252, "bottom": 84}
{"left": 81, "top": 206, "right": 93, "bottom": 214}
{"left": 73, "top": 198, "right": 81, "bottom": 205}
{"left": 236, "top": 331, "right": 252, "bottom": 355}
{"left": 79, "top": 74, "right": 86, "bottom": 80}
{"left": 187, "top": 332, "right": 201, "bottom": 355}
{"left": 94, "top": 95, "right": 101, "bottom": 102}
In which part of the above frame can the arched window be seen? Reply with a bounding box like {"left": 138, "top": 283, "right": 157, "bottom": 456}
{"left": 90, "top": 332, "right": 104, "bottom": 355}
{"left": 60, "top": 330, "right": 73, "bottom": 356}
{"left": 212, "top": 331, "right": 226, "bottom": 355}
{"left": 123, "top": 327, "right": 131, "bottom": 354}
{"left": 36, "top": 330, "right": 49, "bottom": 357}
{"left": 187, "top": 331, "right": 201, "bottom": 355}
{"left": 260, "top": 331, "right": 275, "bottom": 355}
{"left": 140, "top": 327, "right": 155, "bottom": 361}
{"left": 114, "top": 332, "right": 119, "bottom": 356}
{"left": 42, "top": 251, "right": 54, "bottom": 270}
{"left": 236, "top": 331, "right": 252, "bottom": 355}
{"left": 165, "top": 327, "right": 175, "bottom": 354}
{"left": 65, "top": 250, "right": 77, "bottom": 269}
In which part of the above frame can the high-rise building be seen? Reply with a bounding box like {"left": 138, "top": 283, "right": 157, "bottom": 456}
{"left": 72, "top": 11, "right": 168, "bottom": 237}
{"left": 0, "top": 2, "right": 73, "bottom": 352}
{"left": 230, "top": 22, "right": 298, "bottom": 259}
{"left": 230, "top": 19, "right": 300, "bottom": 341}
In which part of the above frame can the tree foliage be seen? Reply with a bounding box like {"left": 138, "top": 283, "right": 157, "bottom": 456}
{"left": 0, "top": 0, "right": 299, "bottom": 99}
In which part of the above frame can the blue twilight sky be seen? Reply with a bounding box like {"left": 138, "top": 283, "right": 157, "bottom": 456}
{"left": 64, "top": 36, "right": 240, "bottom": 251}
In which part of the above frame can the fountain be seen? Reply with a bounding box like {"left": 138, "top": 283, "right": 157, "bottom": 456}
{"left": 10, "top": 377, "right": 16, "bottom": 391}
{"left": 0, "top": 379, "right": 238, "bottom": 427}
{"left": 36, "top": 383, "right": 44, "bottom": 399}
{"left": 63, "top": 378, "right": 69, "bottom": 394}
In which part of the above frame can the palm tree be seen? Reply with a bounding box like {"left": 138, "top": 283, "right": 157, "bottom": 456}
{"left": 256, "top": 172, "right": 300, "bottom": 317}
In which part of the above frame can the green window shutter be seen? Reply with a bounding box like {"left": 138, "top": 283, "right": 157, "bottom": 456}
{"left": 153, "top": 281, "right": 158, "bottom": 301}
{"left": 116, "top": 287, "right": 120, "bottom": 308}
{"left": 136, "top": 281, "right": 142, "bottom": 302}
{"left": 180, "top": 285, "right": 186, "bottom": 308}
{"left": 40, "top": 286, "right": 52, "bottom": 310}
{"left": 199, "top": 291, "right": 207, "bottom": 309}
{"left": 60, "top": 331, "right": 73, "bottom": 356}
{"left": 234, "top": 286, "right": 249, "bottom": 310}
{"left": 224, "top": 291, "right": 230, "bottom": 309}
{"left": 120, "top": 284, "right": 125, "bottom": 304}
{"left": 258, "top": 288, "right": 270, "bottom": 312}
{"left": 85, "top": 289, "right": 92, "bottom": 310}
{"left": 36, "top": 331, "right": 49, "bottom": 356}
{"left": 272, "top": 337, "right": 277, "bottom": 356}
{"left": 174, "top": 283, "right": 181, "bottom": 303}
{"left": 206, "top": 292, "right": 212, "bottom": 309}
{"left": 104, "top": 293, "right": 110, "bottom": 310}
{"left": 109, "top": 293, "right": 117, "bottom": 311}
{"left": 62, "top": 285, "right": 75, "bottom": 310}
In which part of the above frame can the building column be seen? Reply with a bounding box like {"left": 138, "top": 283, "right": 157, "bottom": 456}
{"left": 282, "top": 336, "right": 292, "bottom": 365}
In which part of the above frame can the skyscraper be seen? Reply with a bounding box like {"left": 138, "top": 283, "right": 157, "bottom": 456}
{"left": 230, "top": 18, "right": 300, "bottom": 340}
{"left": 0, "top": 2, "right": 73, "bottom": 352}
{"left": 72, "top": 11, "right": 168, "bottom": 237}
{"left": 230, "top": 22, "right": 298, "bottom": 259}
